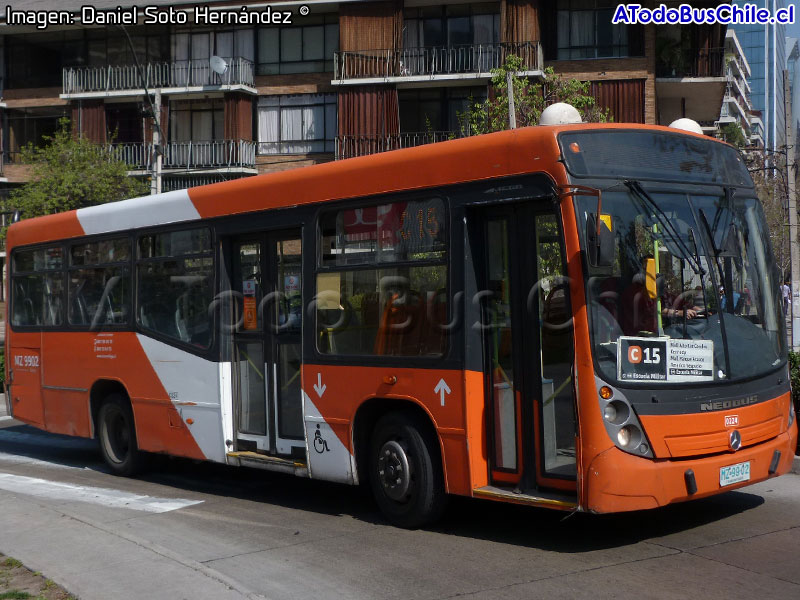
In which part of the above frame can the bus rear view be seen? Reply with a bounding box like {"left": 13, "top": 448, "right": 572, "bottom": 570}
{"left": 562, "top": 129, "right": 797, "bottom": 512}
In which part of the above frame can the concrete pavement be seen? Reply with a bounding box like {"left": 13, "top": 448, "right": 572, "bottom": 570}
{"left": 0, "top": 421, "right": 799, "bottom": 600}
{"left": 0, "top": 424, "right": 266, "bottom": 600}
{"left": 0, "top": 393, "right": 11, "bottom": 422}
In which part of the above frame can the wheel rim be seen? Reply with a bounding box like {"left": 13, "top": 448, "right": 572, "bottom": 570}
{"left": 101, "top": 408, "right": 130, "bottom": 465}
{"left": 377, "top": 440, "right": 412, "bottom": 502}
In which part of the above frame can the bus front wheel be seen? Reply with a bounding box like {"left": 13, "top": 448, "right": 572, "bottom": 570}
{"left": 97, "top": 394, "right": 145, "bottom": 476}
{"left": 368, "top": 412, "right": 446, "bottom": 528}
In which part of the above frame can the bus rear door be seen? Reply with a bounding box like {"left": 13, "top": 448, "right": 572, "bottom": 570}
{"left": 229, "top": 231, "right": 305, "bottom": 458}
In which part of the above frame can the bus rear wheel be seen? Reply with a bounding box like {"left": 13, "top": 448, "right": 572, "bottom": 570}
{"left": 97, "top": 394, "right": 145, "bottom": 476}
{"left": 368, "top": 412, "right": 446, "bottom": 528}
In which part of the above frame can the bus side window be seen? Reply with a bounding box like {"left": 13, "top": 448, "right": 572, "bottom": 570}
{"left": 12, "top": 278, "right": 41, "bottom": 326}
{"left": 43, "top": 276, "right": 64, "bottom": 326}
{"left": 68, "top": 238, "right": 131, "bottom": 328}
{"left": 136, "top": 229, "right": 213, "bottom": 349}
{"left": 316, "top": 198, "right": 448, "bottom": 357}
{"left": 11, "top": 246, "right": 64, "bottom": 327}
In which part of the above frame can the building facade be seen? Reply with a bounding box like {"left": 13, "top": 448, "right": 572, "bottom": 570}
{"left": 788, "top": 37, "right": 799, "bottom": 144}
{"left": 0, "top": 0, "right": 730, "bottom": 199}
{"left": 730, "top": 0, "right": 787, "bottom": 151}
{"left": 704, "top": 29, "right": 762, "bottom": 149}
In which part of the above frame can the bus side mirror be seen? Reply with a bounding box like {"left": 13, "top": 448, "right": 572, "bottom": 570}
{"left": 586, "top": 213, "right": 614, "bottom": 268}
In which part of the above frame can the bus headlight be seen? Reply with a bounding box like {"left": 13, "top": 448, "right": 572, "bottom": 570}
{"left": 603, "top": 400, "right": 629, "bottom": 425}
{"left": 617, "top": 425, "right": 642, "bottom": 448}
{"left": 617, "top": 427, "right": 631, "bottom": 446}
{"left": 596, "top": 377, "right": 653, "bottom": 458}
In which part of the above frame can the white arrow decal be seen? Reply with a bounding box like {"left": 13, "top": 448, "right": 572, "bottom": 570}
{"left": 313, "top": 372, "right": 327, "bottom": 398}
{"left": 434, "top": 378, "right": 451, "bottom": 406}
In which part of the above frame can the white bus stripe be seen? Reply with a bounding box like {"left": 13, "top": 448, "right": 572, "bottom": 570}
{"left": 0, "top": 473, "right": 203, "bottom": 513}
{"left": 76, "top": 189, "right": 200, "bottom": 235}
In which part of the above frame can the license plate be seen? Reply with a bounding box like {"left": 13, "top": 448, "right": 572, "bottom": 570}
{"left": 720, "top": 461, "right": 751, "bottom": 487}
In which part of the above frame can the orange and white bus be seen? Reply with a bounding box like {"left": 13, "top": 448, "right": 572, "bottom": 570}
{"left": 4, "top": 123, "right": 797, "bottom": 527}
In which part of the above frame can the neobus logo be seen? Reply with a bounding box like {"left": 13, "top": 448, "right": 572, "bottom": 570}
{"left": 700, "top": 395, "right": 758, "bottom": 412}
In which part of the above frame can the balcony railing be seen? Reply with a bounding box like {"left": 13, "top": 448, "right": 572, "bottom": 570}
{"left": 63, "top": 57, "right": 254, "bottom": 94}
{"left": 109, "top": 140, "right": 257, "bottom": 170}
{"left": 109, "top": 142, "right": 152, "bottom": 170}
{"left": 164, "top": 140, "right": 256, "bottom": 169}
{"left": 334, "top": 41, "right": 542, "bottom": 81}
{"left": 162, "top": 174, "right": 249, "bottom": 192}
{"left": 728, "top": 77, "right": 751, "bottom": 110}
{"left": 656, "top": 46, "right": 724, "bottom": 78}
{"left": 336, "top": 131, "right": 464, "bottom": 159}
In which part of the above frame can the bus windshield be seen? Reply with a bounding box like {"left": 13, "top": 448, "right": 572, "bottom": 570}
{"left": 574, "top": 186, "right": 785, "bottom": 386}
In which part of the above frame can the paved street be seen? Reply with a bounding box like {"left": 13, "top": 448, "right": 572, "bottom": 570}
{"left": 0, "top": 415, "right": 799, "bottom": 600}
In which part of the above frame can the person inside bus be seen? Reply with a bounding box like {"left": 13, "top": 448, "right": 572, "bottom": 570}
{"left": 620, "top": 256, "right": 701, "bottom": 336}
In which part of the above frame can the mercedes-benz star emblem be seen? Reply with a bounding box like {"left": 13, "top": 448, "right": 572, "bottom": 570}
{"left": 729, "top": 430, "right": 742, "bottom": 451}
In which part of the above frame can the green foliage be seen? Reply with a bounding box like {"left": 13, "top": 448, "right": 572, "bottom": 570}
{"left": 747, "top": 151, "right": 791, "bottom": 283}
{"left": 0, "top": 591, "right": 32, "bottom": 599}
{"left": 4, "top": 118, "right": 149, "bottom": 233}
{"left": 719, "top": 122, "right": 747, "bottom": 149}
{"left": 789, "top": 351, "right": 800, "bottom": 434}
{"left": 461, "top": 56, "right": 612, "bottom": 135}
{"left": 790, "top": 351, "right": 800, "bottom": 453}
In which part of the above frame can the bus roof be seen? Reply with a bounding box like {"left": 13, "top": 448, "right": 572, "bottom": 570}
{"left": 6, "top": 123, "right": 727, "bottom": 249}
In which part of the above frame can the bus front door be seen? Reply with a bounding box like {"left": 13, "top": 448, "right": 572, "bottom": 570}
{"left": 231, "top": 231, "right": 305, "bottom": 459}
{"left": 477, "top": 205, "right": 577, "bottom": 494}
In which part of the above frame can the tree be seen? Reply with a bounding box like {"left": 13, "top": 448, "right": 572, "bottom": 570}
{"left": 719, "top": 122, "right": 748, "bottom": 149}
{"left": 748, "top": 150, "right": 791, "bottom": 283}
{"left": 461, "top": 55, "right": 612, "bottom": 135}
{"left": 5, "top": 118, "right": 149, "bottom": 226}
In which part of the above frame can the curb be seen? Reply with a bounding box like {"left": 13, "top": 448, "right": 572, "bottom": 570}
{"left": 792, "top": 455, "right": 800, "bottom": 475}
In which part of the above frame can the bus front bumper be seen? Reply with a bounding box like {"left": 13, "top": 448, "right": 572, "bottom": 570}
{"left": 585, "top": 425, "right": 797, "bottom": 513}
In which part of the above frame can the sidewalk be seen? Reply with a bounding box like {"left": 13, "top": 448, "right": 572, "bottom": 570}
{"left": 0, "top": 392, "right": 18, "bottom": 429}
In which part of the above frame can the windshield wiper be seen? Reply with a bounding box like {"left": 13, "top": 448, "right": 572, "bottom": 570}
{"left": 696, "top": 205, "right": 733, "bottom": 379}
{"left": 697, "top": 208, "right": 728, "bottom": 297}
{"left": 624, "top": 180, "right": 705, "bottom": 275}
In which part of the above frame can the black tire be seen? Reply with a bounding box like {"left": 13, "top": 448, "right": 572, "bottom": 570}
{"left": 97, "top": 394, "right": 146, "bottom": 476}
{"left": 368, "top": 411, "right": 447, "bottom": 528}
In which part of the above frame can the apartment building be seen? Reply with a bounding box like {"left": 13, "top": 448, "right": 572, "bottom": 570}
{"left": 701, "top": 29, "right": 762, "bottom": 149}
{"left": 729, "top": 0, "right": 787, "bottom": 152}
{"left": 0, "top": 0, "right": 730, "bottom": 199}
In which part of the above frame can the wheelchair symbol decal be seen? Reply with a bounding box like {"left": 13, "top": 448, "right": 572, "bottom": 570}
{"left": 313, "top": 424, "right": 330, "bottom": 454}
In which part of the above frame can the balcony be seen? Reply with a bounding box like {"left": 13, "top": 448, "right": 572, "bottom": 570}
{"left": 726, "top": 56, "right": 751, "bottom": 90}
{"left": 695, "top": 120, "right": 719, "bottom": 136}
{"left": 336, "top": 131, "right": 465, "bottom": 160}
{"left": 62, "top": 58, "right": 256, "bottom": 98}
{"left": 109, "top": 142, "right": 151, "bottom": 170}
{"left": 722, "top": 87, "right": 750, "bottom": 124}
{"left": 109, "top": 139, "right": 257, "bottom": 173}
{"left": 656, "top": 46, "right": 727, "bottom": 124}
{"left": 162, "top": 174, "right": 249, "bottom": 192}
{"left": 656, "top": 46, "right": 724, "bottom": 78}
{"left": 333, "top": 42, "right": 542, "bottom": 85}
{"left": 729, "top": 76, "right": 751, "bottom": 112}
{"left": 749, "top": 118, "right": 765, "bottom": 147}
